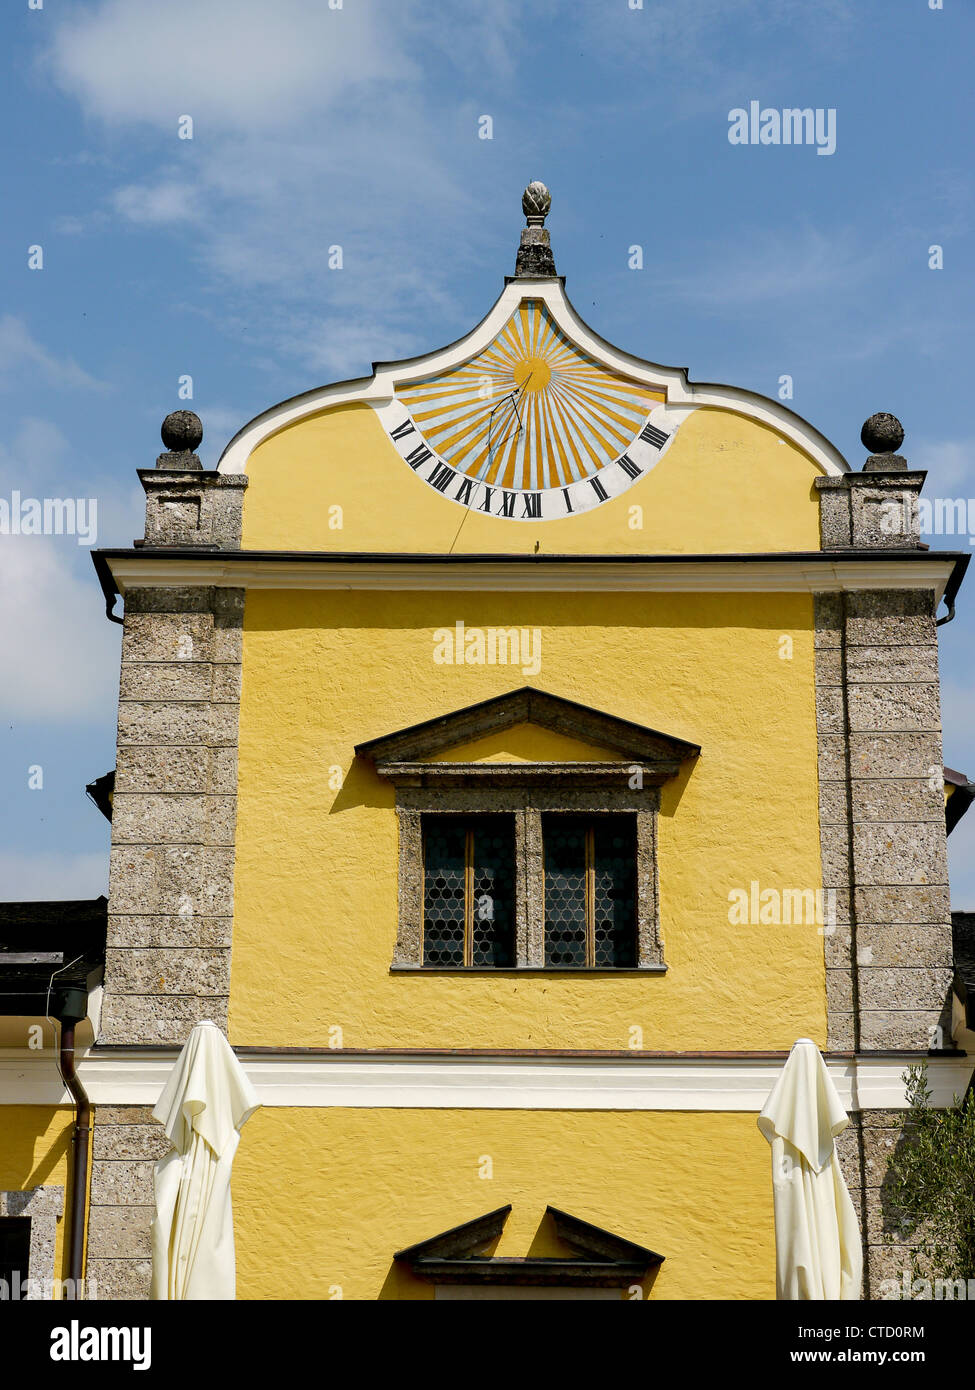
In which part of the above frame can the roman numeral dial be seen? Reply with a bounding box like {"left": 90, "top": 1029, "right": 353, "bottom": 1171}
{"left": 379, "top": 298, "right": 681, "bottom": 520}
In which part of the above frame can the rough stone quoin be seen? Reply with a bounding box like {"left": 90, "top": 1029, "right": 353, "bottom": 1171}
{"left": 815, "top": 588, "right": 951, "bottom": 1055}
{"left": 86, "top": 1106, "right": 163, "bottom": 1301}
{"left": 100, "top": 416, "right": 249, "bottom": 1047}
{"left": 100, "top": 584, "right": 245, "bottom": 1046}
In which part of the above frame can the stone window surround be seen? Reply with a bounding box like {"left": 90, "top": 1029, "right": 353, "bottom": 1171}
{"left": 0, "top": 1186, "right": 63, "bottom": 1298}
{"left": 393, "top": 784, "right": 663, "bottom": 972}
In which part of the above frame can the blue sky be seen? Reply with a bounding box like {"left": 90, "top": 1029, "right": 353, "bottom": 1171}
{"left": 2, "top": 0, "right": 974, "bottom": 902}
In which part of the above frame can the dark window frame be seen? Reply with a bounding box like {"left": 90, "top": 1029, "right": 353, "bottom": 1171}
{"left": 542, "top": 812, "right": 638, "bottom": 969}
{"left": 393, "top": 786, "right": 664, "bottom": 973}
{"left": 421, "top": 813, "right": 516, "bottom": 968}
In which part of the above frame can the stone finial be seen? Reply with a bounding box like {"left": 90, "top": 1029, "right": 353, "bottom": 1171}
{"left": 515, "top": 180, "right": 557, "bottom": 278}
{"left": 157, "top": 410, "right": 203, "bottom": 470}
{"left": 140, "top": 408, "right": 247, "bottom": 548}
{"left": 522, "top": 181, "right": 552, "bottom": 225}
{"left": 861, "top": 412, "right": 904, "bottom": 455}
{"left": 818, "top": 408, "right": 925, "bottom": 547}
{"left": 162, "top": 410, "right": 203, "bottom": 452}
{"left": 861, "top": 412, "right": 907, "bottom": 472}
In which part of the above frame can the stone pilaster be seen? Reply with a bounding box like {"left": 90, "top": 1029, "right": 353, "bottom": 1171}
{"left": 86, "top": 1106, "right": 165, "bottom": 1301}
{"left": 817, "top": 584, "right": 953, "bottom": 1297}
{"left": 90, "top": 414, "right": 248, "bottom": 1300}
{"left": 0, "top": 1186, "right": 63, "bottom": 1295}
{"left": 839, "top": 1109, "right": 922, "bottom": 1299}
{"left": 816, "top": 589, "right": 953, "bottom": 1055}
{"left": 99, "top": 584, "right": 244, "bottom": 1045}
{"left": 847, "top": 590, "right": 952, "bottom": 1051}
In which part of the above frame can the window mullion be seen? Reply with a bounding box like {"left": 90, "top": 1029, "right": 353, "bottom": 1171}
{"left": 522, "top": 804, "right": 544, "bottom": 967}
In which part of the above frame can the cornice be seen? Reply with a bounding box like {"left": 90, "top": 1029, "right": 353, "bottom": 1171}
{"left": 92, "top": 549, "right": 968, "bottom": 607}
{"left": 2, "top": 1048, "right": 969, "bottom": 1111}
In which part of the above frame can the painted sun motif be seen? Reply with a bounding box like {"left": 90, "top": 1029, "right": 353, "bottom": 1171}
{"left": 396, "top": 301, "right": 663, "bottom": 492}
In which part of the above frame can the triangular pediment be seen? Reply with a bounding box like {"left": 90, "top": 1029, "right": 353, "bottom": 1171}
{"left": 425, "top": 723, "right": 626, "bottom": 765}
{"left": 393, "top": 1205, "right": 663, "bottom": 1287}
{"left": 394, "top": 1205, "right": 511, "bottom": 1263}
{"left": 355, "top": 687, "right": 699, "bottom": 770}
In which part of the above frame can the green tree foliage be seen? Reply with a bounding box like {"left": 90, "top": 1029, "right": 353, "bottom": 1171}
{"left": 884, "top": 1064, "right": 975, "bottom": 1280}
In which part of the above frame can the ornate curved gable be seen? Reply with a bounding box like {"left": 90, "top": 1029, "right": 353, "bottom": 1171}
{"left": 219, "top": 184, "right": 849, "bottom": 555}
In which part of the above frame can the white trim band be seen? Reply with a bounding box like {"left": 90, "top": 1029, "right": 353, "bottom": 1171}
{"left": 2, "top": 1051, "right": 970, "bottom": 1111}
{"left": 103, "top": 556, "right": 959, "bottom": 604}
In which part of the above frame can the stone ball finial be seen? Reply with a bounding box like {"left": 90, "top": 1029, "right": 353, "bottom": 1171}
{"left": 860, "top": 412, "right": 904, "bottom": 455}
{"left": 522, "top": 181, "right": 551, "bottom": 224}
{"left": 161, "top": 410, "right": 203, "bottom": 453}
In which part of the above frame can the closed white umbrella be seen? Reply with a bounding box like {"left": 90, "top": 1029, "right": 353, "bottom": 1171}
{"left": 758, "top": 1037, "right": 863, "bottom": 1300}
{"left": 150, "top": 1020, "right": 260, "bottom": 1300}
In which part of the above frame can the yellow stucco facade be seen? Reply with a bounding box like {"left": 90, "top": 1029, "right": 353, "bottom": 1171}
{"left": 2, "top": 271, "right": 851, "bottom": 1301}
{"left": 229, "top": 583, "right": 826, "bottom": 1051}
{"left": 240, "top": 401, "right": 822, "bottom": 555}
{"left": 218, "top": 361, "right": 830, "bottom": 1296}
{"left": 233, "top": 1108, "right": 775, "bottom": 1300}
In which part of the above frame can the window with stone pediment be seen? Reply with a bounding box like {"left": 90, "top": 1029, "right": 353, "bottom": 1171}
{"left": 354, "top": 687, "right": 699, "bottom": 973}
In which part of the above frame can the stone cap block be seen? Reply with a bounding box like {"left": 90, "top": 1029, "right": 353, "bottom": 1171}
{"left": 136, "top": 470, "right": 248, "bottom": 550}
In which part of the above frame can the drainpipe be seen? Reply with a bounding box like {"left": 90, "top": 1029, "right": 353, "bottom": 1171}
{"left": 936, "top": 600, "right": 955, "bottom": 627}
{"left": 57, "top": 1006, "right": 91, "bottom": 1297}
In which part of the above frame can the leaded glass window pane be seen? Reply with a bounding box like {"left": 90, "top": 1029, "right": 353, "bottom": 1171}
{"left": 543, "top": 814, "right": 637, "bottom": 967}
{"left": 422, "top": 816, "right": 515, "bottom": 967}
{"left": 592, "top": 817, "right": 637, "bottom": 967}
{"left": 543, "top": 816, "right": 588, "bottom": 966}
{"left": 422, "top": 819, "right": 466, "bottom": 965}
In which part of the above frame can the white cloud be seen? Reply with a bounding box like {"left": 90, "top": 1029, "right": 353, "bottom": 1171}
{"left": 0, "top": 416, "right": 144, "bottom": 549}
{"left": 0, "top": 418, "right": 71, "bottom": 488}
{"left": 567, "top": 0, "right": 858, "bottom": 124}
{"left": 593, "top": 0, "right": 855, "bottom": 58}
{"left": 102, "top": 117, "right": 494, "bottom": 383}
{"left": 42, "top": 0, "right": 505, "bottom": 387}
{"left": 54, "top": 214, "right": 88, "bottom": 236}
{"left": 45, "top": 0, "right": 408, "bottom": 132}
{"left": 44, "top": 0, "right": 632, "bottom": 405}
{"left": 40, "top": 0, "right": 866, "bottom": 397}
{"left": 0, "top": 539, "right": 121, "bottom": 721}
{"left": 113, "top": 179, "right": 198, "bottom": 226}
{"left": 0, "top": 850, "right": 108, "bottom": 901}
{"left": 301, "top": 323, "right": 419, "bottom": 380}
{"left": 0, "top": 317, "right": 109, "bottom": 392}
{"left": 912, "top": 439, "right": 975, "bottom": 493}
